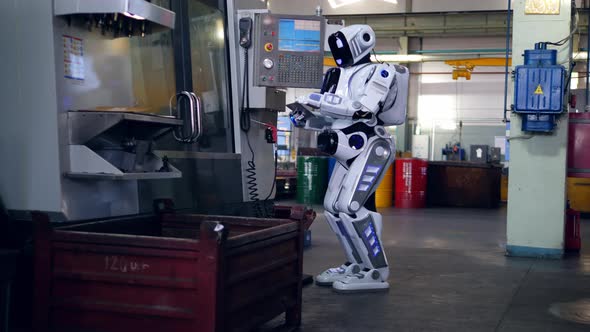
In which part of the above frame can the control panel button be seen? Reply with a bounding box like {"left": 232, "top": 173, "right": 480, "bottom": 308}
{"left": 263, "top": 58, "right": 274, "bottom": 69}
{"left": 264, "top": 43, "right": 274, "bottom": 52}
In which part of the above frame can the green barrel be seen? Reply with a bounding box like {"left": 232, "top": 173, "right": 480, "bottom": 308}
{"left": 296, "top": 156, "right": 329, "bottom": 205}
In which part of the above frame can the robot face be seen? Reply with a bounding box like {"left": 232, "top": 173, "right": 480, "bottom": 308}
{"left": 328, "top": 25, "right": 376, "bottom": 68}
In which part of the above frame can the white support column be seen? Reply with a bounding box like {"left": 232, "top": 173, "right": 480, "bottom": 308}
{"left": 506, "top": 0, "right": 571, "bottom": 258}
{"left": 396, "top": 36, "right": 410, "bottom": 151}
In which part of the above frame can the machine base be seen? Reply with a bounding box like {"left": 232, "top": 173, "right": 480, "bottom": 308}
{"left": 315, "top": 263, "right": 361, "bottom": 286}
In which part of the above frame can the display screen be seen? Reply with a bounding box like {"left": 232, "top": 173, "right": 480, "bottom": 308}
{"left": 278, "top": 19, "right": 321, "bottom": 52}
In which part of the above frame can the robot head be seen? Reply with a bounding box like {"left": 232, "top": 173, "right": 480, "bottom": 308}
{"left": 328, "top": 25, "right": 376, "bottom": 68}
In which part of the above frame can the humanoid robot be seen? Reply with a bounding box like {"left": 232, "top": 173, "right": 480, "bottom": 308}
{"left": 290, "top": 25, "right": 409, "bottom": 292}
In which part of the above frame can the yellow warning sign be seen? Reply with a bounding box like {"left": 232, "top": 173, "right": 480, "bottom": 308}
{"left": 534, "top": 85, "right": 544, "bottom": 95}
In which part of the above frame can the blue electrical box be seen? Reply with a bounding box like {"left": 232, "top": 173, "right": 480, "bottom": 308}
{"left": 514, "top": 44, "right": 565, "bottom": 132}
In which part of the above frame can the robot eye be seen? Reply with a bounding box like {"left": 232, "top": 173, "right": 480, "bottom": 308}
{"left": 363, "top": 33, "right": 371, "bottom": 42}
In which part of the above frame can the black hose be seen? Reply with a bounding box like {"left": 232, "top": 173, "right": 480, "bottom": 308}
{"left": 264, "top": 149, "right": 278, "bottom": 201}
{"left": 240, "top": 49, "right": 251, "bottom": 132}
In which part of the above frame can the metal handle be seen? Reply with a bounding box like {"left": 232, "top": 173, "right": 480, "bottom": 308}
{"left": 172, "top": 91, "right": 198, "bottom": 143}
{"left": 173, "top": 91, "right": 195, "bottom": 143}
{"left": 188, "top": 92, "right": 203, "bottom": 142}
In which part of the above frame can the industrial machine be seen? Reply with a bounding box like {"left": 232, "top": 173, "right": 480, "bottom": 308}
{"left": 0, "top": 0, "right": 191, "bottom": 221}
{"left": 0, "top": 0, "right": 260, "bottom": 221}
{"left": 470, "top": 145, "right": 490, "bottom": 163}
{"left": 236, "top": 10, "right": 325, "bottom": 208}
{"left": 441, "top": 121, "right": 464, "bottom": 161}
{"left": 442, "top": 142, "right": 465, "bottom": 161}
{"left": 253, "top": 14, "right": 324, "bottom": 88}
{"left": 0, "top": 1, "right": 326, "bottom": 222}
{"left": 291, "top": 24, "right": 409, "bottom": 292}
{"left": 513, "top": 43, "right": 566, "bottom": 132}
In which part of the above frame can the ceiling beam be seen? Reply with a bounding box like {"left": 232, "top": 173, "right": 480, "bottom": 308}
{"left": 326, "top": 9, "right": 590, "bottom": 38}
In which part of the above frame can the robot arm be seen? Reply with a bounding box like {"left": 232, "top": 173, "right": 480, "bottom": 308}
{"left": 297, "top": 64, "right": 396, "bottom": 120}
{"left": 288, "top": 103, "right": 333, "bottom": 131}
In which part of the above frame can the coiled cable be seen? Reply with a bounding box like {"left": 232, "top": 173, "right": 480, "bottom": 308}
{"left": 240, "top": 48, "right": 260, "bottom": 203}
{"left": 240, "top": 47, "right": 278, "bottom": 217}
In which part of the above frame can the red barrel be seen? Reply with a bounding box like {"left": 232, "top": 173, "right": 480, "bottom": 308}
{"left": 394, "top": 158, "right": 428, "bottom": 208}
{"left": 568, "top": 113, "right": 590, "bottom": 178}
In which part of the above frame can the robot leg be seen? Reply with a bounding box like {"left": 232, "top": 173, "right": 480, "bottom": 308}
{"left": 332, "top": 208, "right": 390, "bottom": 292}
{"left": 329, "top": 136, "right": 394, "bottom": 292}
{"left": 316, "top": 162, "right": 363, "bottom": 286}
{"left": 315, "top": 211, "right": 363, "bottom": 286}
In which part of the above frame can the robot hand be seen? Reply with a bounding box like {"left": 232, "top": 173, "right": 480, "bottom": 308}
{"left": 296, "top": 93, "right": 322, "bottom": 109}
{"left": 289, "top": 109, "right": 307, "bottom": 128}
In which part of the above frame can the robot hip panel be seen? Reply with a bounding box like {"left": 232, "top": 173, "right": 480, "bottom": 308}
{"left": 317, "top": 131, "right": 339, "bottom": 155}
{"left": 317, "top": 130, "right": 366, "bottom": 161}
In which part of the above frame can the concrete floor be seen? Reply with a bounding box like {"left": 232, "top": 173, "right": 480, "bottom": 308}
{"left": 263, "top": 205, "right": 590, "bottom": 331}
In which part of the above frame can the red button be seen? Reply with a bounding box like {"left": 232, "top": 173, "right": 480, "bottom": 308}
{"left": 272, "top": 31, "right": 276, "bottom": 36}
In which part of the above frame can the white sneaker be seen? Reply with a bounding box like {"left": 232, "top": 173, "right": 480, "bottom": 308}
{"left": 332, "top": 269, "right": 390, "bottom": 293}
{"left": 315, "top": 263, "right": 361, "bottom": 286}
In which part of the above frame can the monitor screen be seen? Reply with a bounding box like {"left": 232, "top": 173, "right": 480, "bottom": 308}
{"left": 278, "top": 19, "right": 321, "bottom": 52}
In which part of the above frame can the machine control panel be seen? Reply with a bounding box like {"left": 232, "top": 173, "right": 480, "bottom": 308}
{"left": 254, "top": 14, "right": 325, "bottom": 88}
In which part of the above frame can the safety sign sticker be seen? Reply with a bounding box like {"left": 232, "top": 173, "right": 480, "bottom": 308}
{"left": 534, "top": 84, "right": 544, "bottom": 95}
{"left": 63, "top": 35, "right": 85, "bottom": 81}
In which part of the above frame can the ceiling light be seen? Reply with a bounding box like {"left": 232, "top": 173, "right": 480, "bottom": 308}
{"left": 383, "top": 0, "right": 398, "bottom": 3}
{"left": 328, "top": 0, "right": 362, "bottom": 9}
{"left": 574, "top": 51, "right": 588, "bottom": 60}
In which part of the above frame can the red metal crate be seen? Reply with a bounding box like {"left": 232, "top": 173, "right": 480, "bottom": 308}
{"left": 32, "top": 204, "right": 315, "bottom": 332}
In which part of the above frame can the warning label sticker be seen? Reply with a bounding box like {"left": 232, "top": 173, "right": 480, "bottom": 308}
{"left": 534, "top": 84, "right": 544, "bottom": 95}
{"left": 63, "top": 35, "right": 85, "bottom": 81}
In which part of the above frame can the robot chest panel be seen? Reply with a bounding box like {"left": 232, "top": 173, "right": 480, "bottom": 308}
{"left": 335, "top": 64, "right": 379, "bottom": 99}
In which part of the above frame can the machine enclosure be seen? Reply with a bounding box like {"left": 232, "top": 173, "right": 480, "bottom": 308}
{"left": 514, "top": 47, "right": 565, "bottom": 132}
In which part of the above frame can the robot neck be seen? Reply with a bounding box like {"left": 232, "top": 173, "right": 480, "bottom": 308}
{"left": 352, "top": 53, "right": 372, "bottom": 66}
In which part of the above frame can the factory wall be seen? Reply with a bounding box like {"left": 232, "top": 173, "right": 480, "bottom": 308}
{"left": 413, "top": 62, "right": 506, "bottom": 124}
{"left": 285, "top": 58, "right": 508, "bottom": 160}
{"left": 268, "top": 0, "right": 509, "bottom": 15}
{"left": 393, "top": 35, "right": 508, "bottom": 159}
{"left": 269, "top": 0, "right": 585, "bottom": 14}
{"left": 267, "top": 1, "right": 570, "bottom": 160}
{"left": 412, "top": 60, "right": 506, "bottom": 160}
